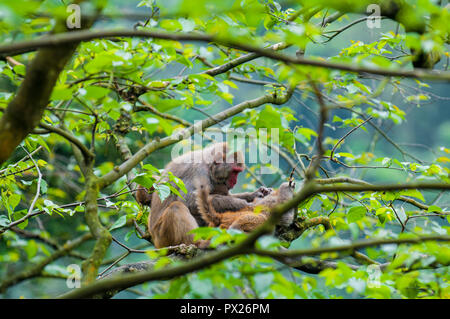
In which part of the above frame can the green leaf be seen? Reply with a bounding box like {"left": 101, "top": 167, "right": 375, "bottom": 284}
{"left": 381, "top": 157, "right": 392, "bottom": 167}
{"left": 168, "top": 184, "right": 184, "bottom": 199}
{"left": 12, "top": 210, "right": 28, "bottom": 229}
{"left": 168, "top": 172, "right": 187, "bottom": 193}
{"left": 125, "top": 229, "right": 134, "bottom": 242}
{"left": 381, "top": 191, "right": 397, "bottom": 201}
{"left": 223, "top": 80, "right": 238, "bottom": 89}
{"left": 256, "top": 105, "right": 282, "bottom": 131}
{"left": 155, "top": 184, "right": 171, "bottom": 202}
{"left": 142, "top": 164, "right": 160, "bottom": 173}
{"left": 110, "top": 215, "right": 127, "bottom": 231}
{"left": 0, "top": 215, "right": 10, "bottom": 227}
{"left": 9, "top": 194, "right": 21, "bottom": 210}
{"left": 132, "top": 174, "right": 155, "bottom": 189}
{"left": 189, "top": 226, "right": 221, "bottom": 242}
{"left": 40, "top": 180, "right": 48, "bottom": 195}
{"left": 296, "top": 127, "right": 318, "bottom": 141}
{"left": 24, "top": 240, "right": 38, "bottom": 259}
{"left": 189, "top": 276, "right": 213, "bottom": 297}
{"left": 347, "top": 206, "right": 366, "bottom": 223}
{"left": 51, "top": 85, "right": 75, "bottom": 101}
{"left": 253, "top": 273, "right": 275, "bottom": 293}
{"left": 399, "top": 189, "right": 425, "bottom": 202}
{"left": 84, "top": 86, "right": 111, "bottom": 100}
{"left": 333, "top": 115, "right": 343, "bottom": 123}
{"left": 427, "top": 205, "right": 442, "bottom": 213}
{"left": 140, "top": 92, "right": 183, "bottom": 112}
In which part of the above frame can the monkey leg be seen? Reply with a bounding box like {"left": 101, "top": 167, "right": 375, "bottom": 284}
{"left": 152, "top": 201, "right": 209, "bottom": 249}
{"left": 229, "top": 214, "right": 268, "bottom": 233}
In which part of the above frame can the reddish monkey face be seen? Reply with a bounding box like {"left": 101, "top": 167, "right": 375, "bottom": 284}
{"left": 209, "top": 147, "right": 246, "bottom": 190}
{"left": 226, "top": 165, "right": 244, "bottom": 189}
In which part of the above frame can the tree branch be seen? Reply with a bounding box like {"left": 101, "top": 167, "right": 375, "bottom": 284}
{"left": 38, "top": 123, "right": 94, "bottom": 162}
{"left": 1, "top": 29, "right": 448, "bottom": 81}
{"left": 58, "top": 232, "right": 450, "bottom": 299}
{"left": 0, "top": 0, "right": 103, "bottom": 165}
{"left": 81, "top": 170, "right": 112, "bottom": 285}
{"left": 252, "top": 235, "right": 450, "bottom": 259}
{"left": 57, "top": 178, "right": 450, "bottom": 299}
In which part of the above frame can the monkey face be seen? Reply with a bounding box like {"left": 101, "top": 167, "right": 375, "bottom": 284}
{"left": 209, "top": 148, "right": 245, "bottom": 190}
{"left": 210, "top": 161, "right": 244, "bottom": 189}
{"left": 226, "top": 164, "right": 244, "bottom": 189}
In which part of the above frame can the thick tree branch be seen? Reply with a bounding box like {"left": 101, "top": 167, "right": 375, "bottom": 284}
{"left": 0, "top": 29, "right": 448, "bottom": 81}
{"left": 0, "top": 45, "right": 78, "bottom": 165}
{"left": 0, "top": 0, "right": 103, "bottom": 165}
{"left": 81, "top": 170, "right": 112, "bottom": 285}
{"left": 252, "top": 235, "right": 450, "bottom": 259}
{"left": 57, "top": 178, "right": 449, "bottom": 299}
{"left": 58, "top": 232, "right": 450, "bottom": 299}
{"left": 273, "top": 181, "right": 450, "bottom": 223}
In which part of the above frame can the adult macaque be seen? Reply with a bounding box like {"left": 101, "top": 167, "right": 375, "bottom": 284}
{"left": 136, "top": 142, "right": 271, "bottom": 248}
{"left": 195, "top": 179, "right": 296, "bottom": 233}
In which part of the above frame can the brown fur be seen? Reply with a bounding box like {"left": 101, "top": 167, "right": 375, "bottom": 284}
{"left": 195, "top": 180, "right": 296, "bottom": 233}
{"left": 136, "top": 185, "right": 153, "bottom": 206}
{"left": 136, "top": 142, "right": 271, "bottom": 248}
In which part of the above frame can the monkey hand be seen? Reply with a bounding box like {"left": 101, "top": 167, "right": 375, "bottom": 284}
{"left": 254, "top": 186, "right": 273, "bottom": 198}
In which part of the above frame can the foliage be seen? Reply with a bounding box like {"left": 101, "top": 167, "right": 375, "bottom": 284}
{"left": 0, "top": 0, "right": 449, "bottom": 299}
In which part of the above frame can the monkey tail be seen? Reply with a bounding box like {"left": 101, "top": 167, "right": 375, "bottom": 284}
{"left": 194, "top": 178, "right": 221, "bottom": 227}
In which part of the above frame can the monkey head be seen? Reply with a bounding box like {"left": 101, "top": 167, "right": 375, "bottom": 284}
{"left": 209, "top": 147, "right": 245, "bottom": 190}
{"left": 277, "top": 181, "right": 295, "bottom": 202}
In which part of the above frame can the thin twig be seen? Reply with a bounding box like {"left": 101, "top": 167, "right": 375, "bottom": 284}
{"left": 21, "top": 146, "right": 42, "bottom": 215}
{"left": 330, "top": 116, "right": 373, "bottom": 161}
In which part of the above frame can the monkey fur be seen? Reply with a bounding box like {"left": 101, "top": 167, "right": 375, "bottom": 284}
{"left": 136, "top": 142, "right": 271, "bottom": 248}
{"left": 195, "top": 179, "right": 296, "bottom": 233}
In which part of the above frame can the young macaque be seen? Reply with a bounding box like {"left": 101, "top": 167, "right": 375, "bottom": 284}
{"left": 195, "top": 179, "right": 296, "bottom": 233}
{"left": 136, "top": 142, "right": 271, "bottom": 248}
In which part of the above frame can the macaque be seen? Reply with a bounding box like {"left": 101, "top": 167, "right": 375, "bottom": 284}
{"left": 136, "top": 142, "right": 271, "bottom": 248}
{"left": 195, "top": 179, "right": 296, "bottom": 233}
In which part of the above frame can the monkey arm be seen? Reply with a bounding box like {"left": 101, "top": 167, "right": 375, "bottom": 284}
{"left": 230, "top": 186, "right": 273, "bottom": 202}
{"left": 229, "top": 192, "right": 260, "bottom": 202}
{"left": 209, "top": 194, "right": 253, "bottom": 212}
